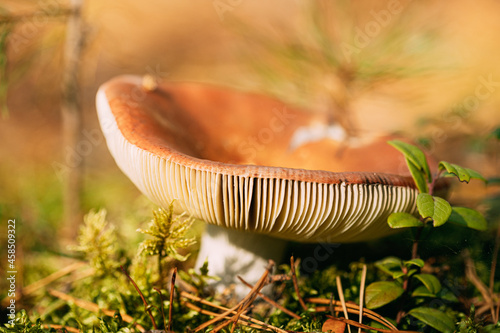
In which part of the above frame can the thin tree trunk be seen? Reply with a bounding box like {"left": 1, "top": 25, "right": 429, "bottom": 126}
{"left": 60, "top": 0, "right": 84, "bottom": 241}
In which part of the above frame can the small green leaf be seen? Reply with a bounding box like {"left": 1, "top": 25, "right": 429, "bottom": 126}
{"left": 414, "top": 273, "right": 441, "bottom": 294}
{"left": 439, "top": 288, "right": 459, "bottom": 303}
{"left": 412, "top": 285, "right": 437, "bottom": 297}
{"left": 408, "top": 307, "right": 455, "bottom": 333}
{"left": 388, "top": 140, "right": 432, "bottom": 182}
{"left": 417, "top": 193, "right": 452, "bottom": 227}
{"left": 392, "top": 271, "right": 406, "bottom": 279}
{"left": 439, "top": 161, "right": 486, "bottom": 183}
{"left": 388, "top": 212, "right": 424, "bottom": 228}
{"left": 404, "top": 258, "right": 425, "bottom": 268}
{"left": 407, "top": 268, "right": 418, "bottom": 278}
{"left": 448, "top": 207, "right": 488, "bottom": 231}
{"left": 375, "top": 257, "right": 403, "bottom": 276}
{"left": 365, "top": 281, "right": 404, "bottom": 309}
{"left": 407, "top": 159, "right": 429, "bottom": 193}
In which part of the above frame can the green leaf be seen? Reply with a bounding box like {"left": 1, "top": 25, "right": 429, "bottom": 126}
{"left": 388, "top": 212, "right": 424, "bottom": 229}
{"left": 408, "top": 307, "right": 455, "bottom": 333}
{"left": 388, "top": 140, "right": 432, "bottom": 182}
{"left": 392, "top": 271, "right": 407, "bottom": 279}
{"left": 417, "top": 193, "right": 452, "bottom": 227}
{"left": 404, "top": 258, "right": 425, "bottom": 268}
{"left": 439, "top": 161, "right": 486, "bottom": 183}
{"left": 439, "top": 288, "right": 459, "bottom": 303}
{"left": 407, "top": 159, "right": 429, "bottom": 193}
{"left": 412, "top": 285, "right": 437, "bottom": 297}
{"left": 407, "top": 268, "right": 418, "bottom": 278}
{"left": 414, "top": 273, "right": 441, "bottom": 294}
{"left": 365, "top": 281, "right": 404, "bottom": 309}
{"left": 375, "top": 257, "right": 403, "bottom": 276}
{"left": 448, "top": 207, "right": 488, "bottom": 231}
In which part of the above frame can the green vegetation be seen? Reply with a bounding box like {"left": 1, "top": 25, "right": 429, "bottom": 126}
{"left": 1, "top": 131, "right": 499, "bottom": 332}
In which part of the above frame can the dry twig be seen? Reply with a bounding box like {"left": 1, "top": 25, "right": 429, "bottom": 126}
{"left": 463, "top": 250, "right": 498, "bottom": 322}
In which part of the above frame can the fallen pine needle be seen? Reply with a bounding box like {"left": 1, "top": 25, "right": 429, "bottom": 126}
{"left": 184, "top": 301, "right": 281, "bottom": 332}
{"left": 23, "top": 262, "right": 86, "bottom": 296}
{"left": 327, "top": 316, "right": 420, "bottom": 333}
{"left": 43, "top": 324, "right": 80, "bottom": 333}
{"left": 290, "top": 256, "right": 308, "bottom": 311}
{"left": 194, "top": 261, "right": 274, "bottom": 332}
{"left": 336, "top": 276, "right": 352, "bottom": 333}
{"left": 238, "top": 275, "right": 301, "bottom": 319}
{"left": 358, "top": 264, "right": 367, "bottom": 333}
{"left": 48, "top": 289, "right": 145, "bottom": 332}
{"left": 307, "top": 298, "right": 397, "bottom": 330}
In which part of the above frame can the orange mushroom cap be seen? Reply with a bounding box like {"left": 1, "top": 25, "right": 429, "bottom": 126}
{"left": 96, "top": 75, "right": 437, "bottom": 243}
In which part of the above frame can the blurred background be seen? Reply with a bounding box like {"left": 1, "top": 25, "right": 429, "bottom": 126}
{"left": 0, "top": 0, "right": 499, "bottom": 303}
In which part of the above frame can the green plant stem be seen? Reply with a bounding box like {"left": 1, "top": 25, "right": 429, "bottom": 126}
{"left": 428, "top": 169, "right": 444, "bottom": 195}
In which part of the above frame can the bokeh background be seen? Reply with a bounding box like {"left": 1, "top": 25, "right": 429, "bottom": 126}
{"left": 1, "top": 0, "right": 499, "bottom": 309}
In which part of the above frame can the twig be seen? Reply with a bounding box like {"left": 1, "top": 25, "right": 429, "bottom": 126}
{"left": 237, "top": 275, "right": 301, "bottom": 319}
{"left": 48, "top": 289, "right": 145, "bottom": 331}
{"left": 358, "top": 264, "right": 367, "bottom": 333}
{"left": 290, "top": 256, "right": 307, "bottom": 311}
{"left": 463, "top": 250, "right": 496, "bottom": 322}
{"left": 60, "top": 0, "right": 85, "bottom": 239}
{"left": 489, "top": 226, "right": 500, "bottom": 294}
{"left": 336, "top": 276, "right": 352, "bottom": 333}
{"left": 120, "top": 265, "right": 157, "bottom": 329}
{"left": 329, "top": 293, "right": 335, "bottom": 317}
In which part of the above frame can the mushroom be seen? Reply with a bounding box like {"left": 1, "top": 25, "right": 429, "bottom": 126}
{"left": 96, "top": 75, "right": 439, "bottom": 294}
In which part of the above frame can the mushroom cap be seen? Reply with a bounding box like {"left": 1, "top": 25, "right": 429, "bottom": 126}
{"left": 97, "top": 75, "right": 429, "bottom": 243}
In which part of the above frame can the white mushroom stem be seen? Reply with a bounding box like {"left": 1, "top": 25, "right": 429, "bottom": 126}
{"left": 195, "top": 224, "right": 288, "bottom": 296}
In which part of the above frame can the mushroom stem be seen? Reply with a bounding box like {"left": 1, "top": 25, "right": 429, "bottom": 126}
{"left": 195, "top": 224, "right": 288, "bottom": 297}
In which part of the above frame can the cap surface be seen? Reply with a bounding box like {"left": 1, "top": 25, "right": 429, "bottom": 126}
{"left": 96, "top": 75, "right": 422, "bottom": 243}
